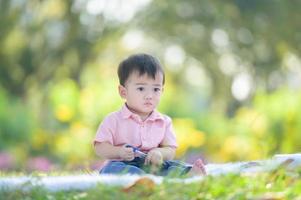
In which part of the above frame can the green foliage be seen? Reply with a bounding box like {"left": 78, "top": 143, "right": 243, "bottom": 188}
{"left": 198, "top": 88, "right": 301, "bottom": 161}
{"left": 1, "top": 171, "right": 301, "bottom": 199}
{"left": 0, "top": 87, "right": 35, "bottom": 150}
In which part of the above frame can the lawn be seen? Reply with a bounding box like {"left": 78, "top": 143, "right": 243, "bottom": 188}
{"left": 1, "top": 169, "right": 301, "bottom": 200}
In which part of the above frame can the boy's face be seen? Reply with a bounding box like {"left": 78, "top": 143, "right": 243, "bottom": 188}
{"left": 119, "top": 71, "right": 164, "bottom": 119}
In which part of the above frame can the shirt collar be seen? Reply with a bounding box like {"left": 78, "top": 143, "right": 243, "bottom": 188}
{"left": 120, "top": 104, "right": 133, "bottom": 119}
{"left": 120, "top": 104, "right": 164, "bottom": 122}
{"left": 147, "top": 109, "right": 164, "bottom": 122}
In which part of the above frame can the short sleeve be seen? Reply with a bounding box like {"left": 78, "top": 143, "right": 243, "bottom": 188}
{"left": 93, "top": 114, "right": 116, "bottom": 146}
{"left": 160, "top": 116, "right": 178, "bottom": 148}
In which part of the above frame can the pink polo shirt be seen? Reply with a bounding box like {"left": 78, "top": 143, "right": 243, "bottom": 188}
{"left": 94, "top": 105, "right": 178, "bottom": 152}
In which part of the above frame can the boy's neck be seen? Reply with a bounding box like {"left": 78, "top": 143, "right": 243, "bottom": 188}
{"left": 125, "top": 103, "right": 152, "bottom": 121}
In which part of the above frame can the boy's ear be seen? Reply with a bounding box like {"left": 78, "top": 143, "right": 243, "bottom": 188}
{"left": 118, "top": 85, "right": 127, "bottom": 98}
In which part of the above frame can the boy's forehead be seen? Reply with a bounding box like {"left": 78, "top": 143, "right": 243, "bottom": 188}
{"left": 127, "top": 71, "right": 163, "bottom": 84}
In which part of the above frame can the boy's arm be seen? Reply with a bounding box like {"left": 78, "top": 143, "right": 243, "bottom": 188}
{"left": 94, "top": 142, "right": 135, "bottom": 161}
{"left": 153, "top": 146, "right": 176, "bottom": 160}
{"left": 145, "top": 116, "right": 178, "bottom": 166}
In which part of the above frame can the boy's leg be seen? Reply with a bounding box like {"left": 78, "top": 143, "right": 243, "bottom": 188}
{"left": 123, "top": 157, "right": 154, "bottom": 173}
{"left": 161, "top": 159, "right": 206, "bottom": 176}
{"left": 160, "top": 160, "right": 192, "bottom": 176}
{"left": 100, "top": 161, "right": 146, "bottom": 175}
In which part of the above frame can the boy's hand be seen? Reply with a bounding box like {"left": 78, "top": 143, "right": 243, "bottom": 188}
{"left": 145, "top": 149, "right": 163, "bottom": 166}
{"left": 118, "top": 144, "right": 135, "bottom": 161}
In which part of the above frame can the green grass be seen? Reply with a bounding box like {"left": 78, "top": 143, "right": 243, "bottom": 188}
{"left": 1, "top": 170, "right": 301, "bottom": 200}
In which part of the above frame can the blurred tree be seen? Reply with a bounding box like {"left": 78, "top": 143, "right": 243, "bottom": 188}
{"left": 0, "top": 0, "right": 124, "bottom": 97}
{"left": 134, "top": 0, "right": 301, "bottom": 113}
{"left": 0, "top": 0, "right": 128, "bottom": 164}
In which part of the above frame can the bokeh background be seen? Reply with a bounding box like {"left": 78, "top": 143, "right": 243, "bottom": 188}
{"left": 0, "top": 0, "right": 301, "bottom": 172}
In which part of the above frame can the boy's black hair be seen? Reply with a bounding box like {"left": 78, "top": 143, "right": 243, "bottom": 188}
{"left": 118, "top": 53, "right": 165, "bottom": 86}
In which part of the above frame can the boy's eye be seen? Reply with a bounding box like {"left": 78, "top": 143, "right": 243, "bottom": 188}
{"left": 137, "top": 87, "right": 144, "bottom": 91}
{"left": 154, "top": 88, "right": 161, "bottom": 92}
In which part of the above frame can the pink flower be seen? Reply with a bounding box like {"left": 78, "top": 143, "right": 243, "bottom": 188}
{"left": 0, "top": 152, "right": 15, "bottom": 170}
{"left": 26, "top": 156, "right": 53, "bottom": 172}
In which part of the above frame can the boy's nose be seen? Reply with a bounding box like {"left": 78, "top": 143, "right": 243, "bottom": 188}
{"left": 145, "top": 95, "right": 152, "bottom": 100}
{"left": 145, "top": 92, "right": 153, "bottom": 99}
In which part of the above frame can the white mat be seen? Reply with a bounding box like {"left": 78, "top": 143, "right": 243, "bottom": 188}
{"left": 1, "top": 154, "right": 300, "bottom": 192}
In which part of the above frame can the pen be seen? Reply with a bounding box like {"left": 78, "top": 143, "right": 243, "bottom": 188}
{"left": 125, "top": 145, "right": 147, "bottom": 158}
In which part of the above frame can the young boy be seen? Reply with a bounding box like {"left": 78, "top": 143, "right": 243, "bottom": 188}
{"left": 94, "top": 53, "right": 206, "bottom": 176}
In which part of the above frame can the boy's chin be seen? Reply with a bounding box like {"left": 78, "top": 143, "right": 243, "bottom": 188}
{"left": 143, "top": 107, "right": 155, "bottom": 112}
{"left": 140, "top": 109, "right": 154, "bottom": 115}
